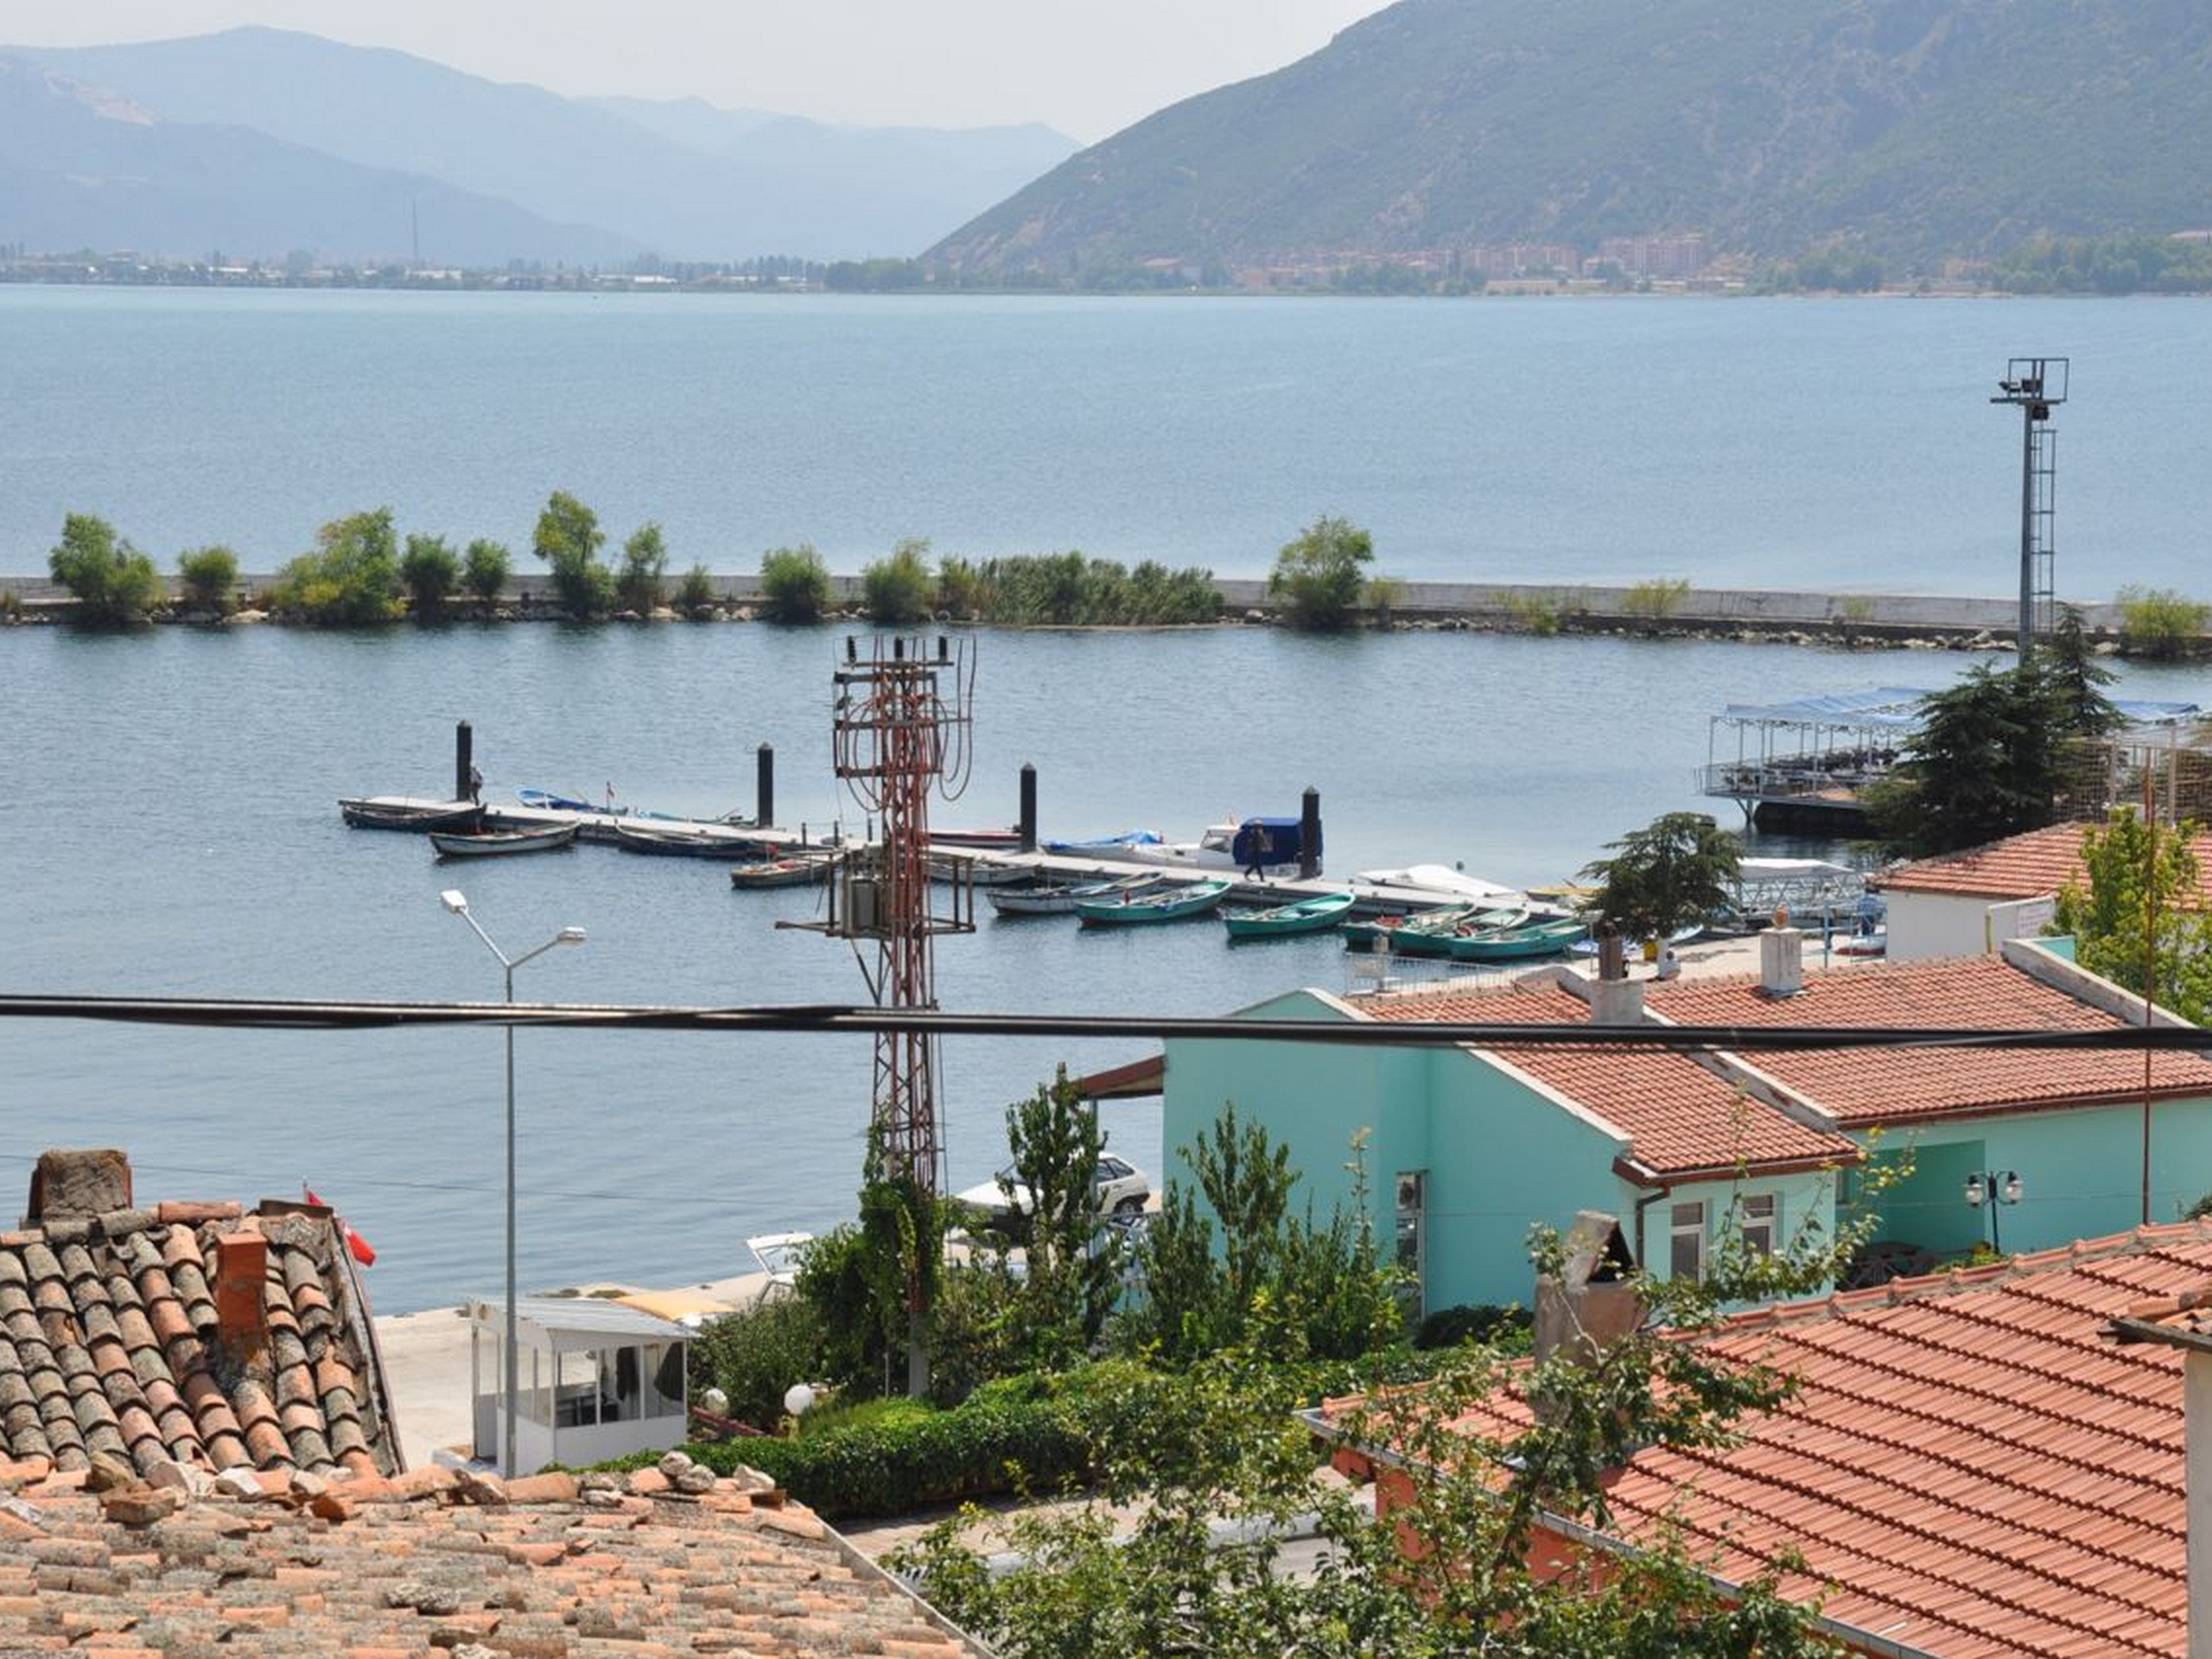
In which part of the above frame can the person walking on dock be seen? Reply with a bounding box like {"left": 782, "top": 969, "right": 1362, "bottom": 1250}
{"left": 1243, "top": 823, "right": 1269, "bottom": 882}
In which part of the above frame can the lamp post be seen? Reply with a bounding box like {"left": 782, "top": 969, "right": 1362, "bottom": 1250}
{"left": 440, "top": 888, "right": 585, "bottom": 1476}
{"left": 1963, "top": 1168, "right": 2024, "bottom": 1255}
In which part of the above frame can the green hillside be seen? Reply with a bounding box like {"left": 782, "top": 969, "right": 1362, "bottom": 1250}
{"left": 925, "top": 0, "right": 2212, "bottom": 282}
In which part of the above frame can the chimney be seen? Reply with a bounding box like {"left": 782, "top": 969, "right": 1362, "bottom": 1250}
{"left": 213, "top": 1232, "right": 269, "bottom": 1356}
{"left": 1589, "top": 976, "right": 1645, "bottom": 1026}
{"left": 25, "top": 1147, "right": 132, "bottom": 1224}
{"left": 1759, "top": 923, "right": 1805, "bottom": 998}
{"left": 1534, "top": 1211, "right": 1643, "bottom": 1371}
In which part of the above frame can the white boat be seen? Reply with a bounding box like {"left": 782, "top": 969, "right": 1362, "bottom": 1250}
{"left": 1355, "top": 863, "right": 1523, "bottom": 903}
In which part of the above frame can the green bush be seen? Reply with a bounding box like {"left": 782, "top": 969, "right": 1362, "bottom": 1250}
{"left": 862, "top": 537, "right": 934, "bottom": 624}
{"left": 176, "top": 545, "right": 239, "bottom": 614}
{"left": 760, "top": 543, "right": 831, "bottom": 623}
{"left": 49, "top": 513, "right": 163, "bottom": 626}
{"left": 676, "top": 563, "right": 717, "bottom": 612}
{"left": 1621, "top": 576, "right": 1691, "bottom": 622}
{"left": 1503, "top": 590, "right": 1563, "bottom": 634}
{"left": 654, "top": 1389, "right": 1092, "bottom": 1519}
{"left": 399, "top": 534, "right": 461, "bottom": 619}
{"left": 936, "top": 556, "right": 988, "bottom": 620}
{"left": 1412, "top": 1303, "right": 1533, "bottom": 1351}
{"left": 618, "top": 522, "right": 668, "bottom": 613}
{"left": 1267, "top": 515, "right": 1373, "bottom": 630}
{"left": 270, "top": 508, "right": 403, "bottom": 626}
{"left": 2116, "top": 585, "right": 2209, "bottom": 659}
{"left": 689, "top": 1295, "right": 829, "bottom": 1427}
{"left": 462, "top": 539, "right": 512, "bottom": 605}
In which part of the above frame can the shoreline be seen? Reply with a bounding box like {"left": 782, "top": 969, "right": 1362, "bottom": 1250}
{"left": 1, "top": 575, "right": 2188, "bottom": 656}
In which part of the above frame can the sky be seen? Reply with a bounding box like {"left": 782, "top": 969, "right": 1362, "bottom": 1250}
{"left": 2, "top": 1, "right": 1398, "bottom": 142}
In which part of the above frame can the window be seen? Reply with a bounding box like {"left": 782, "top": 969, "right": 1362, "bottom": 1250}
{"left": 1669, "top": 1200, "right": 1707, "bottom": 1281}
{"left": 1395, "top": 1172, "right": 1427, "bottom": 1287}
{"left": 1740, "top": 1193, "right": 1778, "bottom": 1257}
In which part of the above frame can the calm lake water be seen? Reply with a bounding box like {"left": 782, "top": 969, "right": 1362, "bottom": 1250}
{"left": 8, "top": 290, "right": 2212, "bottom": 1313}
{"left": 6, "top": 288, "right": 2212, "bottom": 594}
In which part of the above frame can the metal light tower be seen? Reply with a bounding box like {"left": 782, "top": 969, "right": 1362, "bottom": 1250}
{"left": 1991, "top": 356, "right": 2067, "bottom": 660}
{"left": 807, "top": 634, "right": 976, "bottom": 1395}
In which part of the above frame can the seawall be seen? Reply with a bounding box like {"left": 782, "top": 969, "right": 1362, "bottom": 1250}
{"left": 0, "top": 572, "right": 2158, "bottom": 650}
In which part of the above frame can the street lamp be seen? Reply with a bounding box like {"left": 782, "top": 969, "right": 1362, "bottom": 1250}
{"left": 439, "top": 888, "right": 585, "bottom": 1475}
{"left": 1963, "top": 1168, "right": 2024, "bottom": 1255}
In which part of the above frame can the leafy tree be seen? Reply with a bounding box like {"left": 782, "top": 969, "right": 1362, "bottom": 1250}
{"left": 688, "top": 1293, "right": 828, "bottom": 1428}
{"left": 1268, "top": 514, "right": 1374, "bottom": 630}
{"left": 270, "top": 508, "right": 403, "bottom": 626}
{"left": 760, "top": 543, "right": 832, "bottom": 623}
{"left": 862, "top": 537, "right": 934, "bottom": 624}
{"left": 1116, "top": 1106, "right": 1402, "bottom": 1367}
{"left": 618, "top": 521, "right": 669, "bottom": 613}
{"left": 175, "top": 544, "right": 238, "bottom": 614}
{"left": 461, "top": 538, "right": 512, "bottom": 604}
{"left": 1579, "top": 810, "right": 1740, "bottom": 944}
{"left": 398, "top": 533, "right": 460, "bottom": 619}
{"left": 531, "top": 490, "right": 613, "bottom": 618}
{"left": 2053, "top": 809, "right": 2212, "bottom": 1022}
{"left": 1866, "top": 660, "right": 2069, "bottom": 856}
{"left": 999, "top": 1066, "right": 1125, "bottom": 1363}
{"left": 49, "top": 513, "right": 162, "bottom": 626}
{"left": 936, "top": 556, "right": 988, "bottom": 620}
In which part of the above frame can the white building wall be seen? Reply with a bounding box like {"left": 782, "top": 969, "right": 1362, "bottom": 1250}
{"left": 1885, "top": 891, "right": 2056, "bottom": 962}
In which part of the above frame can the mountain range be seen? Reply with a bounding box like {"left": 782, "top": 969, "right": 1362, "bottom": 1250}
{"left": 0, "top": 27, "right": 1079, "bottom": 265}
{"left": 927, "top": 0, "right": 2212, "bottom": 280}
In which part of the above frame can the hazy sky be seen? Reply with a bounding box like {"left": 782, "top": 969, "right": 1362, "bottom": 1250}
{"left": 4, "top": 1, "right": 1397, "bottom": 142}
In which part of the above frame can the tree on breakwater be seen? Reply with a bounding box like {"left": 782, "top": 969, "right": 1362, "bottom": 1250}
{"left": 1268, "top": 514, "right": 1382, "bottom": 631}
{"left": 48, "top": 512, "right": 162, "bottom": 626}
{"left": 532, "top": 490, "right": 613, "bottom": 618}
{"left": 269, "top": 508, "right": 403, "bottom": 626}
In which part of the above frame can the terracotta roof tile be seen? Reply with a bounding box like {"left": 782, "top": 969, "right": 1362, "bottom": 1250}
{"left": 1875, "top": 821, "right": 2212, "bottom": 902}
{"left": 1645, "top": 955, "right": 2212, "bottom": 1127}
{"left": 0, "top": 1468, "right": 987, "bottom": 1657}
{"left": 1361, "top": 979, "right": 1859, "bottom": 1178}
{"left": 0, "top": 1185, "right": 397, "bottom": 1483}
{"left": 1354, "top": 1221, "right": 2212, "bottom": 1658}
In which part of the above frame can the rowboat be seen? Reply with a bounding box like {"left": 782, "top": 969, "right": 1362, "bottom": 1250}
{"left": 610, "top": 819, "right": 769, "bottom": 859}
{"left": 729, "top": 853, "right": 836, "bottom": 889}
{"left": 1344, "top": 902, "right": 1486, "bottom": 955}
{"left": 1077, "top": 877, "right": 1233, "bottom": 928}
{"left": 429, "top": 823, "right": 580, "bottom": 858}
{"left": 1443, "top": 915, "right": 1590, "bottom": 962}
{"left": 339, "top": 798, "right": 486, "bottom": 834}
{"left": 1223, "top": 888, "right": 1356, "bottom": 940}
{"left": 988, "top": 874, "right": 1163, "bottom": 917}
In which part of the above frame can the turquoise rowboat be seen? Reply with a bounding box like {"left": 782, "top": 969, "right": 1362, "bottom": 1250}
{"left": 1223, "top": 888, "right": 1356, "bottom": 940}
{"left": 1341, "top": 904, "right": 1529, "bottom": 957}
{"left": 1443, "top": 914, "right": 1590, "bottom": 962}
{"left": 1077, "top": 876, "right": 1234, "bottom": 928}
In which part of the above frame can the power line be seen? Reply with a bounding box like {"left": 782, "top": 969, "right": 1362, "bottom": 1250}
{"left": 3, "top": 993, "right": 2209, "bottom": 1053}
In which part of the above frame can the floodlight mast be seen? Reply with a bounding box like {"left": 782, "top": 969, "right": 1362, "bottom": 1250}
{"left": 1991, "top": 357, "right": 2067, "bottom": 661}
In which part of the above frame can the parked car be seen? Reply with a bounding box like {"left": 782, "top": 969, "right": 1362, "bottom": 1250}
{"left": 954, "top": 1154, "right": 1150, "bottom": 1237}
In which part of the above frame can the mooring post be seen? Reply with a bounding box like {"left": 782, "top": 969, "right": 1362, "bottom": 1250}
{"left": 454, "top": 721, "right": 474, "bottom": 804}
{"left": 1019, "top": 763, "right": 1038, "bottom": 852}
{"left": 1300, "top": 785, "right": 1321, "bottom": 880}
{"left": 757, "top": 742, "right": 775, "bottom": 830}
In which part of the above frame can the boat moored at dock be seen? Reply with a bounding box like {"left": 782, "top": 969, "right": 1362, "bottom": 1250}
{"left": 1223, "top": 888, "right": 1356, "bottom": 940}
{"left": 429, "top": 823, "right": 580, "bottom": 858}
{"left": 1077, "top": 876, "right": 1233, "bottom": 928}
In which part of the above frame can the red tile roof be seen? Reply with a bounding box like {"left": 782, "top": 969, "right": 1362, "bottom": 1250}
{"left": 1363, "top": 981, "right": 1858, "bottom": 1179}
{"left": 0, "top": 1460, "right": 987, "bottom": 1656}
{"left": 1874, "top": 820, "right": 2212, "bottom": 901}
{"left": 1644, "top": 955, "right": 2212, "bottom": 1128}
{"left": 1344, "top": 1222, "right": 2212, "bottom": 1659}
{"left": 0, "top": 1195, "right": 397, "bottom": 1480}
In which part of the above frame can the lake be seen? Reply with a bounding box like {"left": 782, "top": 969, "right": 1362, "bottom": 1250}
{"left": 7, "top": 289, "right": 2212, "bottom": 1313}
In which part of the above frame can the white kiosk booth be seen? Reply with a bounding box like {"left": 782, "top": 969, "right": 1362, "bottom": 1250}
{"left": 469, "top": 1297, "right": 692, "bottom": 1474}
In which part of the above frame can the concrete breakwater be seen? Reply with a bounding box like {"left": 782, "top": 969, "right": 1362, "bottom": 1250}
{"left": 0, "top": 572, "right": 2163, "bottom": 652}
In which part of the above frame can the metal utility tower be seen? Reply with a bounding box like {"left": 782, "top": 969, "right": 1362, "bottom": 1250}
{"left": 804, "top": 634, "right": 976, "bottom": 1395}
{"left": 1991, "top": 356, "right": 2067, "bottom": 660}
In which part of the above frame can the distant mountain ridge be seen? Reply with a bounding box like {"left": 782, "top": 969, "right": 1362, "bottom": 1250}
{"left": 1, "top": 26, "right": 1081, "bottom": 264}
{"left": 927, "top": 0, "right": 2212, "bottom": 280}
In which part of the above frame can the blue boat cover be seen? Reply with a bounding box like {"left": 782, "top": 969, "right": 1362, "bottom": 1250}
{"left": 1235, "top": 817, "right": 1317, "bottom": 869}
